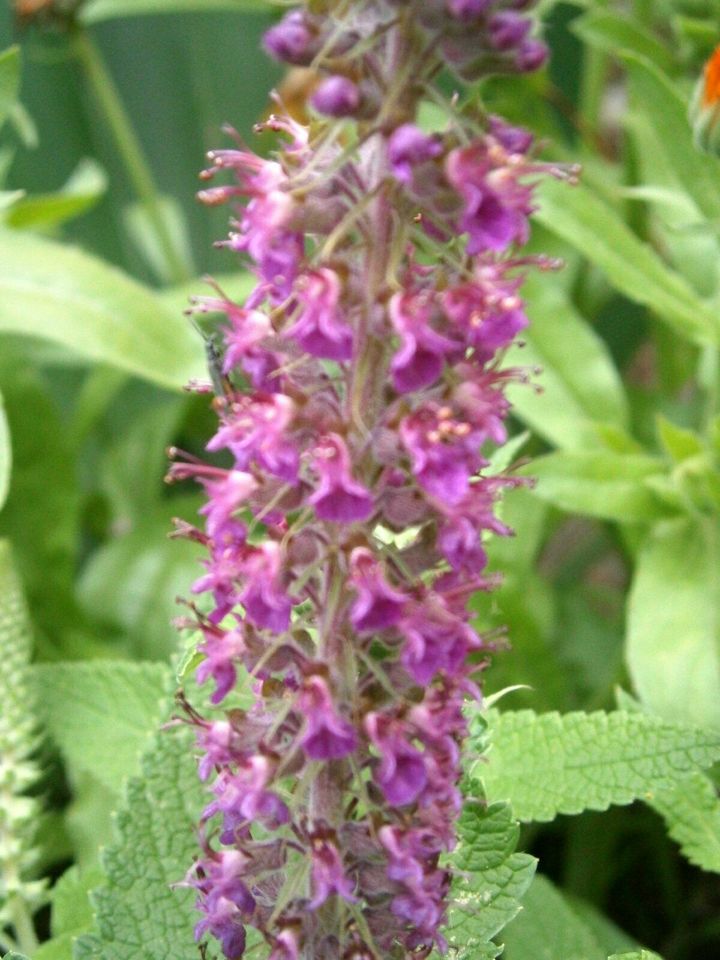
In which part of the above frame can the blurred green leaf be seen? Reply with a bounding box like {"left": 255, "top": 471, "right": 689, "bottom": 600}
{"left": 656, "top": 415, "right": 704, "bottom": 462}
{"left": 4, "top": 159, "right": 107, "bottom": 231}
{"left": 0, "top": 388, "right": 8, "bottom": 513}
{"left": 535, "top": 179, "right": 720, "bottom": 345}
{"left": 572, "top": 11, "right": 676, "bottom": 73}
{"left": 80, "top": 0, "right": 272, "bottom": 24}
{"left": 623, "top": 52, "right": 720, "bottom": 225}
{"left": 627, "top": 516, "right": 720, "bottom": 731}
{"left": 123, "top": 195, "right": 195, "bottom": 286}
{"left": 505, "top": 277, "right": 629, "bottom": 449}
{"left": 649, "top": 771, "right": 720, "bottom": 874}
{"left": 0, "top": 229, "right": 204, "bottom": 390}
{"left": 33, "top": 660, "right": 169, "bottom": 793}
{"left": 479, "top": 709, "right": 720, "bottom": 822}
{"left": 0, "top": 46, "right": 20, "bottom": 134}
{"left": 525, "top": 450, "right": 667, "bottom": 522}
{"left": 77, "top": 497, "right": 204, "bottom": 660}
{"left": 502, "top": 875, "right": 606, "bottom": 960}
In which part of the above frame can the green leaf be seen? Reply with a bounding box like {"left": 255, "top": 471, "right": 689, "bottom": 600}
{"left": 501, "top": 875, "right": 605, "bottom": 960}
{"left": 627, "top": 516, "right": 720, "bottom": 731}
{"left": 444, "top": 798, "right": 536, "bottom": 957}
{"left": 572, "top": 11, "right": 675, "bottom": 74}
{"left": 534, "top": 179, "right": 720, "bottom": 345}
{"left": 4, "top": 159, "right": 107, "bottom": 231}
{"left": 51, "top": 866, "right": 105, "bottom": 938}
{"left": 0, "top": 47, "right": 21, "bottom": 134}
{"left": 123, "top": 195, "right": 195, "bottom": 287}
{"left": 608, "top": 952, "right": 663, "bottom": 960}
{"left": 525, "top": 450, "right": 667, "bottom": 523}
{"left": 32, "top": 660, "right": 170, "bottom": 793}
{"left": 0, "top": 389, "right": 9, "bottom": 513}
{"left": 76, "top": 718, "right": 207, "bottom": 960}
{"left": 504, "top": 277, "right": 629, "bottom": 450}
{"left": 80, "top": 0, "right": 271, "bottom": 24}
{"left": 649, "top": 771, "right": 720, "bottom": 874}
{"left": 623, "top": 53, "right": 720, "bottom": 225}
{"left": 77, "top": 497, "right": 205, "bottom": 660}
{"left": 0, "top": 228, "right": 204, "bottom": 391}
{"left": 479, "top": 709, "right": 720, "bottom": 822}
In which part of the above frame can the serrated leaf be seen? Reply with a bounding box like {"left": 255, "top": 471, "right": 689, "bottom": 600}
{"left": 0, "top": 229, "right": 204, "bottom": 391}
{"left": 444, "top": 800, "right": 536, "bottom": 956}
{"left": 32, "top": 661, "right": 170, "bottom": 793}
{"left": 504, "top": 277, "right": 628, "bottom": 450}
{"left": 524, "top": 450, "right": 667, "bottom": 523}
{"left": 76, "top": 721, "right": 207, "bottom": 960}
{"left": 534, "top": 179, "right": 720, "bottom": 345}
{"left": 80, "top": 0, "right": 271, "bottom": 24}
{"left": 479, "top": 709, "right": 720, "bottom": 823}
{"left": 649, "top": 771, "right": 720, "bottom": 874}
{"left": 0, "top": 389, "right": 9, "bottom": 513}
{"left": 627, "top": 516, "right": 720, "bottom": 731}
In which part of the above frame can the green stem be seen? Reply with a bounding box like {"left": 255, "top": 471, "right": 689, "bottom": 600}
{"left": 9, "top": 896, "right": 39, "bottom": 955}
{"left": 71, "top": 28, "right": 190, "bottom": 286}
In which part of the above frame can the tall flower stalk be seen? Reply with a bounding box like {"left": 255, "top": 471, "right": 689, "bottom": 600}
{"left": 171, "top": 3, "right": 572, "bottom": 957}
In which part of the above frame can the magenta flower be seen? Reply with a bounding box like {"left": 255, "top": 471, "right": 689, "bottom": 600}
{"left": 178, "top": 3, "right": 562, "bottom": 956}
{"left": 298, "top": 675, "right": 357, "bottom": 760}
{"left": 308, "top": 434, "right": 373, "bottom": 523}
{"left": 287, "top": 268, "right": 353, "bottom": 360}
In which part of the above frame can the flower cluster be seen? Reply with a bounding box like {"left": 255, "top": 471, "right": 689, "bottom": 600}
{"left": 171, "top": 2, "right": 570, "bottom": 957}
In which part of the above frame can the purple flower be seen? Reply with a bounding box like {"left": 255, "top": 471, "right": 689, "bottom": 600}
{"left": 199, "top": 470, "right": 257, "bottom": 541}
{"left": 269, "top": 926, "right": 301, "bottom": 960}
{"left": 446, "top": 0, "right": 491, "bottom": 21}
{"left": 309, "top": 434, "right": 373, "bottom": 523}
{"left": 442, "top": 272, "right": 528, "bottom": 361}
{"left": 308, "top": 830, "right": 357, "bottom": 908}
{"left": 299, "top": 675, "right": 357, "bottom": 760}
{"left": 398, "top": 597, "right": 479, "bottom": 684}
{"left": 311, "top": 76, "right": 361, "bottom": 117}
{"left": 206, "top": 759, "right": 289, "bottom": 837}
{"left": 399, "top": 403, "right": 485, "bottom": 504}
{"left": 349, "top": 547, "right": 408, "bottom": 634}
{"left": 488, "top": 11, "right": 532, "bottom": 51}
{"left": 193, "top": 851, "right": 255, "bottom": 959}
{"left": 365, "top": 712, "right": 427, "bottom": 806}
{"left": 263, "top": 11, "right": 320, "bottom": 66}
{"left": 446, "top": 141, "right": 534, "bottom": 254}
{"left": 238, "top": 542, "right": 293, "bottom": 632}
{"left": 389, "top": 291, "right": 457, "bottom": 393}
{"left": 388, "top": 124, "right": 443, "bottom": 184}
{"left": 287, "top": 269, "right": 353, "bottom": 360}
{"left": 208, "top": 393, "right": 299, "bottom": 483}
{"left": 195, "top": 625, "right": 246, "bottom": 704}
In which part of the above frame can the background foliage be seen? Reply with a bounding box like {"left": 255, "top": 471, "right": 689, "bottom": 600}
{"left": 0, "top": 1, "right": 719, "bottom": 959}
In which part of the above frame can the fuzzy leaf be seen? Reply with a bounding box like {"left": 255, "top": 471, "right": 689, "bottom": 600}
{"left": 627, "top": 516, "right": 720, "bottom": 731}
{"left": 649, "top": 771, "right": 720, "bottom": 874}
{"left": 0, "top": 229, "right": 204, "bottom": 391}
{"left": 75, "top": 721, "right": 207, "bottom": 960}
{"left": 33, "top": 661, "right": 170, "bottom": 794}
{"left": 444, "top": 798, "right": 537, "bottom": 957}
{"left": 479, "top": 709, "right": 720, "bottom": 823}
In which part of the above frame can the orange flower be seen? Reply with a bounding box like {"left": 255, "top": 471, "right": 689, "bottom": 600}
{"left": 703, "top": 44, "right": 720, "bottom": 107}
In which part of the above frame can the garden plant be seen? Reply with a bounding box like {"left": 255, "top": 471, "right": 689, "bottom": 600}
{"left": 0, "top": 2, "right": 719, "bottom": 960}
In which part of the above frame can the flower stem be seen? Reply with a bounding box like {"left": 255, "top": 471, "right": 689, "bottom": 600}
{"left": 71, "top": 28, "right": 190, "bottom": 286}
